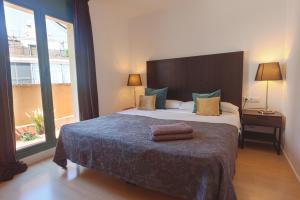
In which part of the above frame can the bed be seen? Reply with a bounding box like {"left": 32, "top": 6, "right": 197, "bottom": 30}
{"left": 54, "top": 51, "right": 244, "bottom": 200}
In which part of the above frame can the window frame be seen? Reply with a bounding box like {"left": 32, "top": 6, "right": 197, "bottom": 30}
{"left": 4, "top": 0, "right": 74, "bottom": 159}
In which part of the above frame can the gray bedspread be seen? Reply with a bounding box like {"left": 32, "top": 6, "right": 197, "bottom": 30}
{"left": 53, "top": 114, "right": 238, "bottom": 200}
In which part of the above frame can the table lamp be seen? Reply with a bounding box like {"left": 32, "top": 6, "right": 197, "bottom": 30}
{"left": 255, "top": 62, "right": 283, "bottom": 114}
{"left": 127, "top": 74, "right": 142, "bottom": 107}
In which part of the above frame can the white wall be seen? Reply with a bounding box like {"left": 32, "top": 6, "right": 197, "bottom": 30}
{"left": 88, "top": 0, "right": 177, "bottom": 114}
{"left": 89, "top": 0, "right": 133, "bottom": 115}
{"left": 284, "top": 0, "right": 300, "bottom": 179}
{"left": 129, "top": 0, "right": 286, "bottom": 111}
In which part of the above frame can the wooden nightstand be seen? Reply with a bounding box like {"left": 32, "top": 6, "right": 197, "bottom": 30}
{"left": 241, "top": 109, "right": 284, "bottom": 155}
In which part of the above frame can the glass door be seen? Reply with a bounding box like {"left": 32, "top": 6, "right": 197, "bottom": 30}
{"left": 3, "top": 1, "right": 78, "bottom": 157}
{"left": 45, "top": 16, "right": 79, "bottom": 138}
{"left": 4, "top": 2, "right": 46, "bottom": 150}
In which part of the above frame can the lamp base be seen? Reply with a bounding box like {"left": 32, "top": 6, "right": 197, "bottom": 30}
{"left": 258, "top": 109, "right": 275, "bottom": 115}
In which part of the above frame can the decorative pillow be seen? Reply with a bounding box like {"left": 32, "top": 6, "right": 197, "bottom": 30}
{"left": 196, "top": 97, "right": 220, "bottom": 116}
{"left": 221, "top": 102, "right": 239, "bottom": 113}
{"left": 178, "top": 101, "right": 194, "bottom": 112}
{"left": 192, "top": 89, "right": 221, "bottom": 113}
{"left": 145, "top": 87, "right": 168, "bottom": 109}
{"left": 138, "top": 95, "right": 156, "bottom": 110}
{"left": 165, "top": 100, "right": 182, "bottom": 109}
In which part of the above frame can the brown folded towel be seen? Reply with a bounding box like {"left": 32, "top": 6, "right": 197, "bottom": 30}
{"left": 150, "top": 122, "right": 193, "bottom": 136}
{"left": 152, "top": 132, "right": 194, "bottom": 142}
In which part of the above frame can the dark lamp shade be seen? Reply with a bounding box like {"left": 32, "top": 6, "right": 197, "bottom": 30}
{"left": 127, "top": 74, "right": 142, "bottom": 86}
{"left": 255, "top": 62, "right": 283, "bottom": 81}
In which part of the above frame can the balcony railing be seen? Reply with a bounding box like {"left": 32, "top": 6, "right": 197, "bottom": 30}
{"left": 9, "top": 45, "right": 68, "bottom": 59}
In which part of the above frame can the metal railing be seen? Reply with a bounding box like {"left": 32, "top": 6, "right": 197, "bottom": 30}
{"left": 9, "top": 45, "right": 68, "bottom": 59}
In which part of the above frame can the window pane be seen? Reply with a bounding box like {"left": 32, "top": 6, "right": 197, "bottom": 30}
{"left": 4, "top": 2, "right": 46, "bottom": 150}
{"left": 46, "top": 16, "right": 79, "bottom": 138}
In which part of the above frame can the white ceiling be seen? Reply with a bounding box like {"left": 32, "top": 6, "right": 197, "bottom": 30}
{"left": 90, "top": 0, "right": 179, "bottom": 18}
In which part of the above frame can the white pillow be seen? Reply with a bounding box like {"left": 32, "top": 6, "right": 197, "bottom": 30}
{"left": 165, "top": 100, "right": 183, "bottom": 109}
{"left": 221, "top": 102, "right": 239, "bottom": 113}
{"left": 178, "top": 101, "right": 194, "bottom": 112}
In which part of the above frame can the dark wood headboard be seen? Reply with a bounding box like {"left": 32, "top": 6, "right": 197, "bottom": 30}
{"left": 147, "top": 51, "right": 244, "bottom": 110}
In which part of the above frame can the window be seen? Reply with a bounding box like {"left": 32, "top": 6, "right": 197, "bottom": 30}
{"left": 3, "top": 0, "right": 78, "bottom": 156}
{"left": 50, "top": 64, "right": 71, "bottom": 84}
{"left": 11, "top": 63, "right": 32, "bottom": 85}
{"left": 46, "top": 16, "right": 79, "bottom": 138}
{"left": 4, "top": 2, "right": 46, "bottom": 150}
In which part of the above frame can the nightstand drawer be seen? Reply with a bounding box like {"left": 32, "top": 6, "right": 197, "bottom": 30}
{"left": 242, "top": 114, "right": 282, "bottom": 127}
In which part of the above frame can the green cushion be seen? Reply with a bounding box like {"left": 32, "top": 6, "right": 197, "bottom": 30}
{"left": 145, "top": 87, "right": 168, "bottom": 109}
{"left": 192, "top": 89, "right": 221, "bottom": 113}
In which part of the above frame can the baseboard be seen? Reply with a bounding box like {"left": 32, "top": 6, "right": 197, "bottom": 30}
{"left": 283, "top": 149, "right": 300, "bottom": 183}
{"left": 20, "top": 148, "right": 55, "bottom": 166}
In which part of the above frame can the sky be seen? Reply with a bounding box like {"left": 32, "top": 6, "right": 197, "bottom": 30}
{"left": 4, "top": 2, "right": 69, "bottom": 50}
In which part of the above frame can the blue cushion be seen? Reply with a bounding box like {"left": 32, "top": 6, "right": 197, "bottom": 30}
{"left": 145, "top": 87, "right": 168, "bottom": 109}
{"left": 192, "top": 89, "right": 221, "bottom": 113}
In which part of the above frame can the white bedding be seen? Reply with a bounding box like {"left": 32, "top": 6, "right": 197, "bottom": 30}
{"left": 119, "top": 108, "right": 241, "bottom": 130}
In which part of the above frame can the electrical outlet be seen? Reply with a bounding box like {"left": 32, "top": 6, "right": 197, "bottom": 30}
{"left": 244, "top": 96, "right": 260, "bottom": 103}
{"left": 248, "top": 97, "right": 260, "bottom": 103}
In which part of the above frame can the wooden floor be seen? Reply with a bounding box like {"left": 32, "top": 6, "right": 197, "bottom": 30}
{"left": 1, "top": 143, "right": 300, "bottom": 200}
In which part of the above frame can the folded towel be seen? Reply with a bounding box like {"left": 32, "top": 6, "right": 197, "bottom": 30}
{"left": 152, "top": 132, "right": 194, "bottom": 142}
{"left": 150, "top": 122, "right": 193, "bottom": 136}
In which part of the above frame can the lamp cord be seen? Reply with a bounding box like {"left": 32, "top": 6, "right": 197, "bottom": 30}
{"left": 243, "top": 98, "right": 248, "bottom": 110}
{"left": 134, "top": 87, "right": 136, "bottom": 107}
